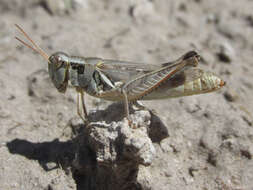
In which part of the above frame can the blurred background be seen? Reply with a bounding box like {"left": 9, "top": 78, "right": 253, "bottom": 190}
{"left": 0, "top": 0, "right": 253, "bottom": 189}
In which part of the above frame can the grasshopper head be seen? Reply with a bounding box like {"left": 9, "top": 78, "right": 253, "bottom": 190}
{"left": 48, "top": 52, "right": 70, "bottom": 93}
{"left": 14, "top": 25, "right": 69, "bottom": 93}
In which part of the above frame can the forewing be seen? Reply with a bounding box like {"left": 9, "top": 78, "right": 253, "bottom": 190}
{"left": 122, "top": 53, "right": 199, "bottom": 100}
{"left": 95, "top": 51, "right": 199, "bottom": 85}
{"left": 96, "top": 59, "right": 161, "bottom": 83}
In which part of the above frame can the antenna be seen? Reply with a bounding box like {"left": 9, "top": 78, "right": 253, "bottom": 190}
{"left": 15, "top": 24, "right": 49, "bottom": 62}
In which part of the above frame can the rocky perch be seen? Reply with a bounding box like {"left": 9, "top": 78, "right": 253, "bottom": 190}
{"left": 71, "top": 106, "right": 169, "bottom": 190}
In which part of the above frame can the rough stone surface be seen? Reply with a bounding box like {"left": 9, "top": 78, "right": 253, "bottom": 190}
{"left": 71, "top": 110, "right": 157, "bottom": 190}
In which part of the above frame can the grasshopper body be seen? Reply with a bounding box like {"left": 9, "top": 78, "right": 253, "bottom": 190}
{"left": 48, "top": 51, "right": 224, "bottom": 101}
{"left": 15, "top": 24, "right": 225, "bottom": 122}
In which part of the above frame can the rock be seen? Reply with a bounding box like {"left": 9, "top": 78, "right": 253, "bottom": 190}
{"left": 206, "top": 13, "right": 219, "bottom": 24}
{"left": 43, "top": 0, "right": 73, "bottom": 15}
{"left": 223, "top": 89, "right": 239, "bottom": 102}
{"left": 45, "top": 162, "right": 58, "bottom": 170}
{"left": 86, "top": 110, "right": 155, "bottom": 165}
{"left": 129, "top": 0, "right": 159, "bottom": 23}
{"left": 71, "top": 109, "right": 161, "bottom": 189}
{"left": 216, "top": 41, "right": 235, "bottom": 63}
{"left": 137, "top": 165, "right": 152, "bottom": 189}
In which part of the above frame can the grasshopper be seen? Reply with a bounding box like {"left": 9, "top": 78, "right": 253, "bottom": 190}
{"left": 15, "top": 24, "right": 225, "bottom": 124}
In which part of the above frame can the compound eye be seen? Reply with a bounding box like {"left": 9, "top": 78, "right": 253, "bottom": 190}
{"left": 49, "top": 52, "right": 69, "bottom": 68}
{"left": 54, "top": 56, "right": 65, "bottom": 68}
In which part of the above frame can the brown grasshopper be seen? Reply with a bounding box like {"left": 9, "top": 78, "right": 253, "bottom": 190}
{"left": 15, "top": 24, "right": 225, "bottom": 123}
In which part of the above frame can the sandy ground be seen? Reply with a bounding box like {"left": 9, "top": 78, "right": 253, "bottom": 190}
{"left": 0, "top": 0, "right": 253, "bottom": 189}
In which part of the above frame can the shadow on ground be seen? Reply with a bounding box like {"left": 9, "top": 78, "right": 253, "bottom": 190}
{"left": 6, "top": 102, "right": 169, "bottom": 190}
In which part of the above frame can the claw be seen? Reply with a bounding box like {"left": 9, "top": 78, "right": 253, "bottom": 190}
{"left": 126, "top": 116, "right": 137, "bottom": 129}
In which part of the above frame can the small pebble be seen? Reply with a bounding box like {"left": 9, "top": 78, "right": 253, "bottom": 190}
{"left": 223, "top": 90, "right": 238, "bottom": 102}
{"left": 216, "top": 42, "right": 235, "bottom": 63}
{"left": 45, "top": 162, "right": 58, "bottom": 170}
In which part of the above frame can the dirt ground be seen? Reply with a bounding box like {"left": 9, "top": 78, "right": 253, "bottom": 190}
{"left": 0, "top": 0, "right": 253, "bottom": 189}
